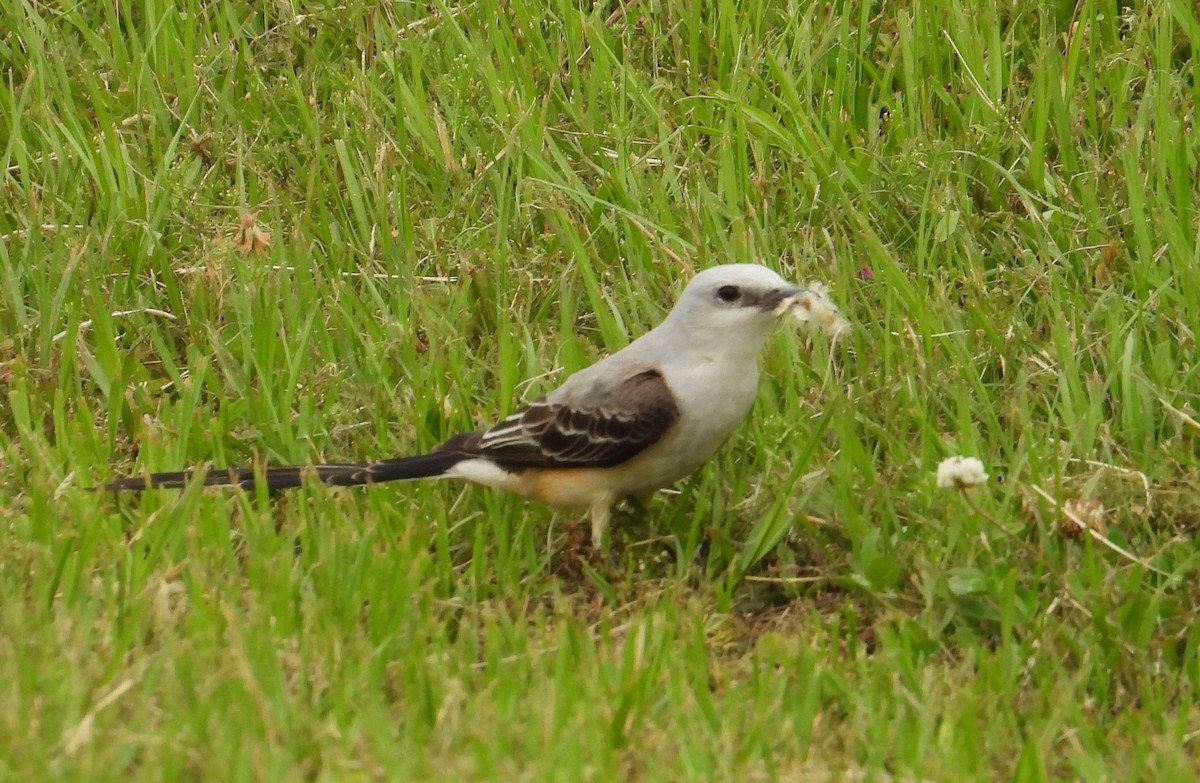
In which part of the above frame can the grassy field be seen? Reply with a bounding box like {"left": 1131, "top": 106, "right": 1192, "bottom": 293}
{"left": 3, "top": 0, "right": 1200, "bottom": 780}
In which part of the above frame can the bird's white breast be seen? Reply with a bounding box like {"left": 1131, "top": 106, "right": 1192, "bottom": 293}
{"left": 663, "top": 356, "right": 760, "bottom": 453}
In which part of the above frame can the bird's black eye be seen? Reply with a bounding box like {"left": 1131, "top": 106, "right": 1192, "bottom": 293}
{"left": 716, "top": 285, "right": 741, "bottom": 303}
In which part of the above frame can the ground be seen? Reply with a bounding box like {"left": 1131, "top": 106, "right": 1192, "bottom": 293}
{"left": 2, "top": 1, "right": 1199, "bottom": 780}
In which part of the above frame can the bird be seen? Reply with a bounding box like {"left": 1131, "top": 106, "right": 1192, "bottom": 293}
{"left": 102, "top": 264, "right": 814, "bottom": 549}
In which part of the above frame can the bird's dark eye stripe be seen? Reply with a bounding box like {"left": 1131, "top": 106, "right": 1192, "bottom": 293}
{"left": 716, "top": 285, "right": 741, "bottom": 302}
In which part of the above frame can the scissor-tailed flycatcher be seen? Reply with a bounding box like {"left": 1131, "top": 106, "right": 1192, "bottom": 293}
{"left": 103, "top": 264, "right": 824, "bottom": 548}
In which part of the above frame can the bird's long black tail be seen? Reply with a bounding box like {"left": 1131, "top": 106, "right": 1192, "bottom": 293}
{"left": 100, "top": 451, "right": 470, "bottom": 492}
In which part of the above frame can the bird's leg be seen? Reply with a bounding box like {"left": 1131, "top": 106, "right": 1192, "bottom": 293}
{"left": 589, "top": 495, "right": 615, "bottom": 550}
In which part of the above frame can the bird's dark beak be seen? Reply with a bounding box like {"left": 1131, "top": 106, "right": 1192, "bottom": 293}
{"left": 758, "top": 285, "right": 805, "bottom": 312}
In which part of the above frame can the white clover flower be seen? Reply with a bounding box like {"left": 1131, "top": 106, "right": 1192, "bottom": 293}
{"left": 936, "top": 456, "right": 989, "bottom": 490}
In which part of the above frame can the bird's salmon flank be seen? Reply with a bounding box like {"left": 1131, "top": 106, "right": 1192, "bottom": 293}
{"left": 101, "top": 264, "right": 841, "bottom": 549}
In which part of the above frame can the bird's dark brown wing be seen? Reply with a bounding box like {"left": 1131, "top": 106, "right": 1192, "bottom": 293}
{"left": 436, "top": 368, "right": 680, "bottom": 470}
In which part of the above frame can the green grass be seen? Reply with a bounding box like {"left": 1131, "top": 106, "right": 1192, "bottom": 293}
{"left": 3, "top": 0, "right": 1199, "bottom": 779}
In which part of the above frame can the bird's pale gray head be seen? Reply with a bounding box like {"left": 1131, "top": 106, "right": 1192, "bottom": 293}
{"left": 674, "top": 263, "right": 801, "bottom": 322}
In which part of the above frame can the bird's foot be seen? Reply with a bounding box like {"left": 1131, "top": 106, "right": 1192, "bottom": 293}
{"left": 551, "top": 518, "right": 621, "bottom": 582}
